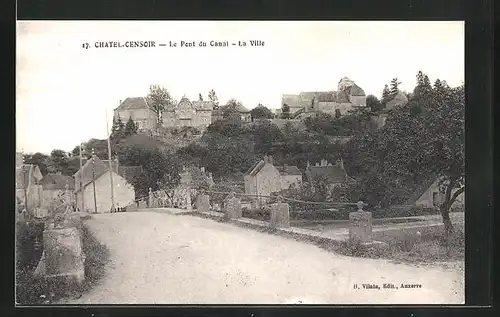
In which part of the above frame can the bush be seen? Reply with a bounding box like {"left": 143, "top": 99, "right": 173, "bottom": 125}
{"left": 243, "top": 206, "right": 271, "bottom": 221}
{"left": 372, "top": 205, "right": 439, "bottom": 219}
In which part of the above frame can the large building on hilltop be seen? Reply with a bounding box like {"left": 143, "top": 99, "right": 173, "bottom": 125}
{"left": 113, "top": 97, "right": 157, "bottom": 131}
{"left": 113, "top": 96, "right": 216, "bottom": 132}
{"left": 281, "top": 77, "right": 367, "bottom": 117}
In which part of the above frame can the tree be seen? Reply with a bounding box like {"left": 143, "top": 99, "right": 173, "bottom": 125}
{"left": 249, "top": 120, "right": 284, "bottom": 155}
{"left": 146, "top": 85, "right": 173, "bottom": 130}
{"left": 23, "top": 152, "right": 49, "bottom": 176}
{"left": 281, "top": 104, "right": 291, "bottom": 119}
{"left": 389, "top": 78, "right": 401, "bottom": 98}
{"left": 250, "top": 104, "right": 274, "bottom": 120}
{"left": 341, "top": 71, "right": 464, "bottom": 236}
{"left": 222, "top": 99, "right": 244, "bottom": 120}
{"left": 366, "top": 94, "right": 383, "bottom": 113}
{"left": 116, "top": 144, "right": 182, "bottom": 197}
{"left": 74, "top": 139, "right": 109, "bottom": 160}
{"left": 199, "top": 93, "right": 203, "bottom": 101}
{"left": 208, "top": 89, "right": 219, "bottom": 109}
{"left": 110, "top": 116, "right": 126, "bottom": 146}
{"left": 413, "top": 70, "right": 433, "bottom": 98}
{"left": 124, "top": 117, "right": 138, "bottom": 136}
{"left": 45, "top": 149, "right": 79, "bottom": 176}
{"left": 381, "top": 84, "right": 391, "bottom": 105}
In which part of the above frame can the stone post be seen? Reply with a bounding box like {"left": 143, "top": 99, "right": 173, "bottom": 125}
{"left": 43, "top": 227, "right": 85, "bottom": 284}
{"left": 148, "top": 187, "right": 153, "bottom": 208}
{"left": 223, "top": 194, "right": 242, "bottom": 219}
{"left": 348, "top": 201, "right": 373, "bottom": 243}
{"left": 269, "top": 202, "right": 290, "bottom": 229}
{"left": 195, "top": 194, "right": 210, "bottom": 213}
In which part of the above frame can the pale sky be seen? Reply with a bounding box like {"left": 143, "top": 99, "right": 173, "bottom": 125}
{"left": 16, "top": 21, "right": 464, "bottom": 154}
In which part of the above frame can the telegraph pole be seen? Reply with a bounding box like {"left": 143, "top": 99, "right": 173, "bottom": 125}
{"left": 21, "top": 152, "right": 28, "bottom": 212}
{"left": 79, "top": 143, "right": 85, "bottom": 211}
{"left": 106, "top": 109, "right": 115, "bottom": 212}
{"left": 91, "top": 148, "right": 98, "bottom": 214}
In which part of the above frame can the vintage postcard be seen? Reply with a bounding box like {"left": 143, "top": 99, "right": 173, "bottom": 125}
{"left": 16, "top": 21, "right": 465, "bottom": 305}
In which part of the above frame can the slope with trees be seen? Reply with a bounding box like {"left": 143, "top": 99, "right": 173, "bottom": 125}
{"left": 340, "top": 71, "right": 464, "bottom": 235}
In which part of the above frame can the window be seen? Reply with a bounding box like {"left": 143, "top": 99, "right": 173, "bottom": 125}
{"left": 432, "top": 192, "right": 439, "bottom": 206}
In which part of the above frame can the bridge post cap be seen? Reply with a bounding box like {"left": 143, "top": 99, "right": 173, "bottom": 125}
{"left": 356, "top": 201, "right": 365, "bottom": 211}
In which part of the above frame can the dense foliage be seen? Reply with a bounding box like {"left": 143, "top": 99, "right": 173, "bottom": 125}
{"left": 250, "top": 104, "right": 274, "bottom": 120}
{"left": 340, "top": 71, "right": 464, "bottom": 234}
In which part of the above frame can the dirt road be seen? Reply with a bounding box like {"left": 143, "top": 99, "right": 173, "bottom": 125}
{"left": 64, "top": 212, "right": 464, "bottom": 304}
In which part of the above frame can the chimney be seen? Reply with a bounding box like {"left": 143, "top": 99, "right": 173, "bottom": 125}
{"left": 119, "top": 100, "right": 122, "bottom": 104}
{"left": 268, "top": 156, "right": 274, "bottom": 165}
{"left": 337, "top": 158, "right": 344, "bottom": 169}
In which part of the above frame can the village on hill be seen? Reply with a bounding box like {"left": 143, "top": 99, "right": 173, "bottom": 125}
{"left": 16, "top": 72, "right": 465, "bottom": 304}
{"left": 17, "top": 73, "right": 463, "bottom": 219}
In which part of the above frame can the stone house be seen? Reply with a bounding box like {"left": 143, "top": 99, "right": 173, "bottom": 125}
{"left": 281, "top": 77, "right": 367, "bottom": 117}
{"left": 305, "top": 158, "right": 353, "bottom": 190}
{"left": 114, "top": 96, "right": 216, "bottom": 133}
{"left": 276, "top": 165, "right": 303, "bottom": 190}
{"left": 40, "top": 173, "right": 76, "bottom": 209}
{"left": 16, "top": 163, "right": 44, "bottom": 211}
{"left": 163, "top": 96, "right": 214, "bottom": 130}
{"left": 244, "top": 156, "right": 302, "bottom": 205}
{"left": 244, "top": 155, "right": 282, "bottom": 204}
{"left": 113, "top": 97, "right": 157, "bottom": 132}
{"left": 73, "top": 155, "right": 137, "bottom": 213}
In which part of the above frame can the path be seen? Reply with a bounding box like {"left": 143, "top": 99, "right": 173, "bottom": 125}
{"left": 64, "top": 212, "right": 464, "bottom": 304}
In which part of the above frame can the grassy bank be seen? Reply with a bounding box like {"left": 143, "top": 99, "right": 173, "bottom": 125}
{"left": 326, "top": 225, "right": 464, "bottom": 265}
{"left": 16, "top": 223, "right": 109, "bottom": 305}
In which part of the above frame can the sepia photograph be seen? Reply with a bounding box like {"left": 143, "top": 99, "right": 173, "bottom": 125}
{"left": 16, "top": 20, "right": 465, "bottom": 305}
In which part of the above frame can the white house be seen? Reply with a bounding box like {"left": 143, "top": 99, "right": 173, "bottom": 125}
{"left": 414, "top": 177, "right": 465, "bottom": 209}
{"left": 244, "top": 156, "right": 302, "bottom": 205}
{"left": 74, "top": 155, "right": 136, "bottom": 213}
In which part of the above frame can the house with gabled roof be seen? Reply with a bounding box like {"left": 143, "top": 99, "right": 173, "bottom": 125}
{"left": 74, "top": 155, "right": 137, "bottom": 213}
{"left": 244, "top": 155, "right": 282, "bottom": 204}
{"left": 40, "top": 173, "right": 76, "bottom": 209}
{"left": 113, "top": 97, "right": 157, "bottom": 131}
{"left": 408, "top": 175, "right": 465, "bottom": 209}
{"left": 281, "top": 77, "right": 367, "bottom": 118}
{"left": 163, "top": 96, "right": 214, "bottom": 129}
{"left": 114, "top": 95, "right": 216, "bottom": 132}
{"left": 244, "top": 155, "right": 302, "bottom": 205}
{"left": 276, "top": 165, "right": 303, "bottom": 190}
{"left": 16, "top": 162, "right": 44, "bottom": 211}
{"left": 305, "top": 158, "right": 354, "bottom": 190}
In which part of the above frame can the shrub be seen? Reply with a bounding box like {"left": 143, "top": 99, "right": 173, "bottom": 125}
{"left": 242, "top": 206, "right": 271, "bottom": 221}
